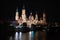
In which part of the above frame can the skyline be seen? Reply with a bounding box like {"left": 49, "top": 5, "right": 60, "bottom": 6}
{"left": 15, "top": 7, "right": 47, "bottom": 26}
{"left": 1, "top": 0, "right": 59, "bottom": 23}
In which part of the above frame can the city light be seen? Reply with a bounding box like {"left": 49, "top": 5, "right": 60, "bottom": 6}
{"left": 15, "top": 32, "right": 18, "bottom": 40}
{"left": 15, "top": 6, "right": 47, "bottom": 28}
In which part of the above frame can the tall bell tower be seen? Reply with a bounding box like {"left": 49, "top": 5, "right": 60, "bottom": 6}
{"left": 35, "top": 12, "right": 38, "bottom": 24}
{"left": 42, "top": 12, "right": 47, "bottom": 24}
{"left": 15, "top": 7, "right": 19, "bottom": 21}
{"left": 21, "top": 5, "right": 26, "bottom": 23}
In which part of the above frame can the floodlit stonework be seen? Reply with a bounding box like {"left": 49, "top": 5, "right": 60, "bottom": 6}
{"left": 15, "top": 6, "right": 47, "bottom": 27}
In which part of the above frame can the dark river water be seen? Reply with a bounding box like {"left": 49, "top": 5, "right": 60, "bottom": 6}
{"left": 7, "top": 29, "right": 60, "bottom": 40}
{"left": 1, "top": 28, "right": 60, "bottom": 40}
{"left": 8, "top": 31, "right": 47, "bottom": 40}
{"left": 0, "top": 24, "right": 60, "bottom": 40}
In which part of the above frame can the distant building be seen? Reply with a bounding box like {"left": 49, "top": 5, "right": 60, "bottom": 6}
{"left": 15, "top": 8, "right": 19, "bottom": 21}
{"left": 15, "top": 5, "right": 47, "bottom": 28}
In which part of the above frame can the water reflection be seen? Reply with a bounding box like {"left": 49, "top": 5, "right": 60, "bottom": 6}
{"left": 9, "top": 31, "right": 46, "bottom": 40}
{"left": 15, "top": 32, "right": 18, "bottom": 40}
{"left": 19, "top": 32, "right": 22, "bottom": 40}
{"left": 29, "top": 31, "right": 32, "bottom": 40}
{"left": 29, "top": 31, "right": 35, "bottom": 40}
{"left": 9, "top": 36, "right": 13, "bottom": 40}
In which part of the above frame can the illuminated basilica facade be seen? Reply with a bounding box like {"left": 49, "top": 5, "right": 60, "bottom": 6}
{"left": 15, "top": 6, "right": 47, "bottom": 28}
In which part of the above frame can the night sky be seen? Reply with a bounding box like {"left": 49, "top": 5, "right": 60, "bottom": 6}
{"left": 1, "top": 0, "right": 60, "bottom": 23}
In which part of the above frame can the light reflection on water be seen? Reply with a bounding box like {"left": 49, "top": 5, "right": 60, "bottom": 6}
{"left": 29, "top": 31, "right": 35, "bottom": 40}
{"left": 15, "top": 32, "right": 18, "bottom": 40}
{"left": 19, "top": 32, "right": 22, "bottom": 40}
{"left": 9, "top": 31, "right": 46, "bottom": 40}
{"left": 29, "top": 31, "right": 31, "bottom": 40}
{"left": 14, "top": 32, "right": 22, "bottom": 40}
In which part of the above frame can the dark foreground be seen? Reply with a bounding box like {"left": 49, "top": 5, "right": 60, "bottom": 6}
{"left": 0, "top": 23, "right": 60, "bottom": 40}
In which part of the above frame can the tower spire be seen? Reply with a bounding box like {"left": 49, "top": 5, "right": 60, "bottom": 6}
{"left": 29, "top": 12, "right": 32, "bottom": 20}
{"left": 22, "top": 5, "right": 25, "bottom": 9}
{"left": 35, "top": 11, "right": 38, "bottom": 20}
{"left": 30, "top": 12, "right": 32, "bottom": 16}
{"left": 43, "top": 8, "right": 45, "bottom": 13}
{"left": 22, "top": 5, "right": 26, "bottom": 22}
{"left": 42, "top": 8, "right": 47, "bottom": 25}
{"left": 15, "top": 7, "right": 19, "bottom": 20}
{"left": 16, "top": 7, "right": 19, "bottom": 12}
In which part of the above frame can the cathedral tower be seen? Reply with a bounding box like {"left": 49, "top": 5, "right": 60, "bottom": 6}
{"left": 35, "top": 12, "right": 38, "bottom": 20}
{"left": 29, "top": 12, "right": 32, "bottom": 20}
{"left": 34, "top": 12, "right": 38, "bottom": 24}
{"left": 42, "top": 12, "right": 47, "bottom": 24}
{"left": 15, "top": 7, "right": 19, "bottom": 21}
{"left": 21, "top": 5, "right": 26, "bottom": 23}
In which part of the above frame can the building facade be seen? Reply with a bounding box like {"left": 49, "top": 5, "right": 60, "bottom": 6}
{"left": 15, "top": 6, "right": 47, "bottom": 28}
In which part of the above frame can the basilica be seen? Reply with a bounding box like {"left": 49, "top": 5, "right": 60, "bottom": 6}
{"left": 15, "top": 6, "right": 47, "bottom": 28}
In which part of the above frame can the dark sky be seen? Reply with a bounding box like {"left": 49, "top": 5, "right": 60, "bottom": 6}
{"left": 1, "top": 0, "right": 60, "bottom": 23}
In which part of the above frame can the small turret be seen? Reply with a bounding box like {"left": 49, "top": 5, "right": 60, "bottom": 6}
{"left": 29, "top": 12, "right": 32, "bottom": 20}
{"left": 35, "top": 11, "right": 38, "bottom": 20}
